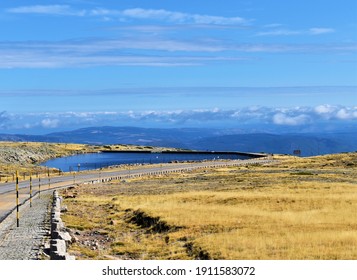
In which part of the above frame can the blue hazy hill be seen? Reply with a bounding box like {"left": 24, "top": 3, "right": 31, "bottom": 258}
{"left": 1, "top": 126, "right": 356, "bottom": 156}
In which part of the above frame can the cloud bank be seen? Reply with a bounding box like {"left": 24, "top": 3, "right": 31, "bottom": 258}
{"left": 1, "top": 105, "right": 356, "bottom": 133}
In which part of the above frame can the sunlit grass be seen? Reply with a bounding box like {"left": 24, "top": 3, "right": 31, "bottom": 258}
{"left": 62, "top": 152, "right": 357, "bottom": 259}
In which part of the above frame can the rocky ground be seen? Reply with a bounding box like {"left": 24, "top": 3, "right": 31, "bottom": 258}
{"left": 0, "top": 144, "right": 59, "bottom": 165}
{"left": 0, "top": 142, "right": 96, "bottom": 179}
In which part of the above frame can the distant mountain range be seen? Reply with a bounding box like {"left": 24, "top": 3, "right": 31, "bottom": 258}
{"left": 1, "top": 126, "right": 356, "bottom": 156}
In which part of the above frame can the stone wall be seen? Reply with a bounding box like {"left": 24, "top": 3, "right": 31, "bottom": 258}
{"left": 50, "top": 191, "right": 75, "bottom": 260}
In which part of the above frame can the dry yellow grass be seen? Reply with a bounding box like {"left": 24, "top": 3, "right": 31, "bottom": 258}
{"left": 61, "top": 153, "right": 357, "bottom": 260}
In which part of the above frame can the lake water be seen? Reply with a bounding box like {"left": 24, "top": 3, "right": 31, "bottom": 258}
{"left": 41, "top": 152, "right": 250, "bottom": 172}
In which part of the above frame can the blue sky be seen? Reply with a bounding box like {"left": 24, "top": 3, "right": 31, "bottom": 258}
{"left": 0, "top": 0, "right": 356, "bottom": 133}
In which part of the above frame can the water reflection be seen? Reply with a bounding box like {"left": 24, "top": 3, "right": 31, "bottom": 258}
{"left": 41, "top": 152, "right": 249, "bottom": 172}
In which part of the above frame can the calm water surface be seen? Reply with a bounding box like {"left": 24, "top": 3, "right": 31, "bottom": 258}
{"left": 41, "top": 152, "right": 248, "bottom": 172}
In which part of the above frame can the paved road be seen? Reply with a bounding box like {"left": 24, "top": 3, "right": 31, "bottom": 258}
{"left": 0, "top": 158, "right": 274, "bottom": 260}
{"left": 0, "top": 158, "right": 274, "bottom": 222}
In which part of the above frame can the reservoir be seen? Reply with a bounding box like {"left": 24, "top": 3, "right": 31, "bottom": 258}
{"left": 41, "top": 151, "right": 255, "bottom": 172}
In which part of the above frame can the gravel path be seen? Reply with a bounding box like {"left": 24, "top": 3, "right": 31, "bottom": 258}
{"left": 0, "top": 193, "right": 51, "bottom": 260}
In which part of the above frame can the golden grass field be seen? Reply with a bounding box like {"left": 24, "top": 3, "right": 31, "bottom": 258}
{"left": 61, "top": 153, "right": 357, "bottom": 260}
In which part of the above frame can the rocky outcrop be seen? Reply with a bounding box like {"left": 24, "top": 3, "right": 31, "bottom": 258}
{"left": 0, "top": 145, "right": 58, "bottom": 165}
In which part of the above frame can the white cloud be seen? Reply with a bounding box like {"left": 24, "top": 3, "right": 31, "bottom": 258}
{"left": 89, "top": 8, "right": 120, "bottom": 16}
{"left": 256, "top": 29, "right": 302, "bottom": 36}
{"left": 336, "top": 109, "right": 350, "bottom": 119}
{"left": 336, "top": 108, "right": 357, "bottom": 120}
{"left": 119, "top": 8, "right": 247, "bottom": 25}
{"left": 0, "top": 52, "right": 247, "bottom": 68}
{"left": 314, "top": 104, "right": 336, "bottom": 114}
{"left": 6, "top": 5, "right": 249, "bottom": 25}
{"left": 272, "top": 113, "right": 310, "bottom": 126}
{"left": 122, "top": 8, "right": 186, "bottom": 22}
{"left": 41, "top": 118, "right": 59, "bottom": 128}
{"left": 256, "top": 27, "right": 335, "bottom": 37}
{"left": 263, "top": 23, "right": 284, "bottom": 28}
{"left": 309, "top": 28, "right": 335, "bottom": 35}
{"left": 1, "top": 37, "right": 356, "bottom": 69}
{"left": 0, "top": 37, "right": 251, "bottom": 68}
{"left": 6, "top": 5, "right": 86, "bottom": 16}
{"left": 314, "top": 105, "right": 357, "bottom": 120}
{"left": 0, "top": 111, "right": 9, "bottom": 127}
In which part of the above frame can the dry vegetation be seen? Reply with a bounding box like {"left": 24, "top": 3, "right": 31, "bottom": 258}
{"left": 61, "top": 152, "right": 357, "bottom": 260}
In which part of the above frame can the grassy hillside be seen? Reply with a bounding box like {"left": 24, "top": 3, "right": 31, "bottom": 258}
{"left": 61, "top": 152, "right": 357, "bottom": 260}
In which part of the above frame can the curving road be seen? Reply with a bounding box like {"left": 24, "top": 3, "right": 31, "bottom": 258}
{"left": 0, "top": 158, "right": 274, "bottom": 222}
